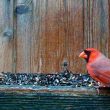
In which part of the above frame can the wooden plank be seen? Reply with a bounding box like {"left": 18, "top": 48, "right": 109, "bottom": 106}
{"left": 0, "top": 0, "right": 6, "bottom": 72}
{"left": 12, "top": 0, "right": 17, "bottom": 73}
{"left": 108, "top": 0, "right": 110, "bottom": 58}
{"left": 67, "top": 0, "right": 84, "bottom": 72}
{"left": 31, "top": 0, "right": 64, "bottom": 73}
{"left": 84, "top": 0, "right": 109, "bottom": 55}
{"left": 0, "top": 85, "right": 110, "bottom": 95}
{"left": 16, "top": 0, "right": 33, "bottom": 72}
{"left": 32, "top": 0, "right": 84, "bottom": 73}
{"left": 0, "top": 85, "right": 98, "bottom": 95}
{"left": 31, "top": 0, "right": 51, "bottom": 73}
{"left": 0, "top": 90, "right": 110, "bottom": 110}
{"left": 0, "top": 0, "right": 13, "bottom": 72}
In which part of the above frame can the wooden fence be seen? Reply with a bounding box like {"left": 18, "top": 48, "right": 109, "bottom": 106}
{"left": 0, "top": 0, "right": 109, "bottom": 73}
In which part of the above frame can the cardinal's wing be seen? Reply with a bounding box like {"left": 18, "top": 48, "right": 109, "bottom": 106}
{"left": 91, "top": 57, "right": 110, "bottom": 84}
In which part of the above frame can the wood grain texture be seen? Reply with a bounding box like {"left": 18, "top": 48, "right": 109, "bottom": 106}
{"left": 16, "top": 0, "right": 33, "bottom": 72}
{"left": 84, "top": 0, "right": 109, "bottom": 55}
{"left": 0, "top": 0, "right": 13, "bottom": 72}
{"left": 0, "top": 0, "right": 109, "bottom": 73}
{"left": 31, "top": 0, "right": 85, "bottom": 73}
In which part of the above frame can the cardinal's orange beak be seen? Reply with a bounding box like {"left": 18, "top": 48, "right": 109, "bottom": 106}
{"left": 79, "top": 51, "right": 87, "bottom": 59}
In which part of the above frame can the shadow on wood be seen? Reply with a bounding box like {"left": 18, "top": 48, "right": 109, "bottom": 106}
{"left": 98, "top": 87, "right": 110, "bottom": 95}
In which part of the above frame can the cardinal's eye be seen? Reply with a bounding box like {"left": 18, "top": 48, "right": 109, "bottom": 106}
{"left": 84, "top": 50, "right": 88, "bottom": 53}
{"left": 84, "top": 50, "right": 89, "bottom": 54}
{"left": 84, "top": 50, "right": 91, "bottom": 56}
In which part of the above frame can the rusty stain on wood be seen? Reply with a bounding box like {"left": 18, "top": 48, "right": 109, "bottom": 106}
{"left": 0, "top": 0, "right": 109, "bottom": 73}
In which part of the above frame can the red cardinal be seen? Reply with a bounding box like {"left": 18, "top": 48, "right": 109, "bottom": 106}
{"left": 79, "top": 48, "right": 110, "bottom": 87}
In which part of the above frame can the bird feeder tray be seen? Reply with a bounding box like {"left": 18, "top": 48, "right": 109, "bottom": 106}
{"left": 0, "top": 72, "right": 110, "bottom": 110}
{"left": 0, "top": 72, "right": 109, "bottom": 95}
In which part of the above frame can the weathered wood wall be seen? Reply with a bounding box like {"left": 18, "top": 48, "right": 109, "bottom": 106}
{"left": 0, "top": 0, "right": 109, "bottom": 73}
